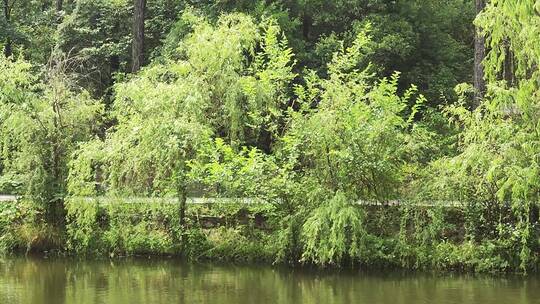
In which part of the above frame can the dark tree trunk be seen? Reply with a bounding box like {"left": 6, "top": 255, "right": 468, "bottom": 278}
{"left": 131, "top": 0, "right": 146, "bottom": 73}
{"left": 178, "top": 181, "right": 187, "bottom": 254}
{"left": 55, "top": 0, "right": 62, "bottom": 11}
{"left": 503, "top": 43, "right": 515, "bottom": 86}
{"left": 3, "top": 0, "right": 12, "bottom": 58}
{"left": 179, "top": 189, "right": 186, "bottom": 230}
{"left": 473, "top": 0, "right": 486, "bottom": 107}
{"left": 4, "top": 37, "right": 12, "bottom": 58}
{"left": 302, "top": 12, "right": 311, "bottom": 40}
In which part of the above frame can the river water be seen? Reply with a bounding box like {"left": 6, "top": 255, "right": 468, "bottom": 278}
{"left": 1, "top": 256, "right": 539, "bottom": 304}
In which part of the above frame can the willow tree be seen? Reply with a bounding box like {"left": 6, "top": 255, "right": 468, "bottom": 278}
{"left": 68, "top": 59, "right": 213, "bottom": 236}
{"left": 0, "top": 56, "right": 102, "bottom": 224}
{"left": 423, "top": 0, "right": 540, "bottom": 271}
{"left": 68, "top": 12, "right": 295, "bottom": 249}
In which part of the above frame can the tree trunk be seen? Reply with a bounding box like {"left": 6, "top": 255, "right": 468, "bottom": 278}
{"left": 131, "top": 0, "right": 146, "bottom": 73}
{"left": 3, "top": 0, "right": 12, "bottom": 58}
{"left": 178, "top": 181, "right": 187, "bottom": 254}
{"left": 302, "top": 11, "right": 311, "bottom": 40}
{"left": 503, "top": 43, "right": 515, "bottom": 86}
{"left": 473, "top": 0, "right": 486, "bottom": 107}
{"left": 4, "top": 37, "right": 12, "bottom": 58}
{"left": 179, "top": 190, "right": 186, "bottom": 229}
{"left": 55, "top": 0, "right": 62, "bottom": 11}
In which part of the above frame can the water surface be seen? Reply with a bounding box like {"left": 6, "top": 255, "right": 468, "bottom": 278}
{"left": 1, "top": 256, "right": 539, "bottom": 304}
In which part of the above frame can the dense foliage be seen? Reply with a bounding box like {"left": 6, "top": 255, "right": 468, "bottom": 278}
{"left": 1, "top": 0, "right": 539, "bottom": 273}
{"left": 0, "top": 56, "right": 102, "bottom": 222}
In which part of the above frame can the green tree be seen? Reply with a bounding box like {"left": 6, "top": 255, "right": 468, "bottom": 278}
{"left": 422, "top": 0, "right": 540, "bottom": 271}
{"left": 0, "top": 55, "right": 103, "bottom": 224}
{"left": 68, "top": 12, "right": 296, "bottom": 248}
{"left": 284, "top": 30, "right": 428, "bottom": 203}
{"left": 271, "top": 30, "right": 431, "bottom": 266}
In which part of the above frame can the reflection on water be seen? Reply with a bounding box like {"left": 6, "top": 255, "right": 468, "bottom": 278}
{"left": 1, "top": 256, "right": 539, "bottom": 304}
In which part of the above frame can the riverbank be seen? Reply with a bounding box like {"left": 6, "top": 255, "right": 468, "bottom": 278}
{"left": 1, "top": 197, "right": 538, "bottom": 273}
